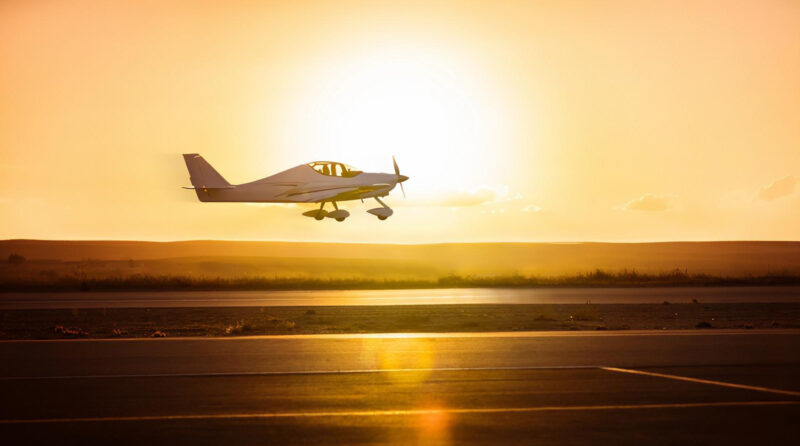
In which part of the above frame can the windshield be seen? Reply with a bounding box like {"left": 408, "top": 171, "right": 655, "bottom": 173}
{"left": 308, "top": 161, "right": 362, "bottom": 178}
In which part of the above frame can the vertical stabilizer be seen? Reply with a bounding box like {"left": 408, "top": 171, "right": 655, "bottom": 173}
{"left": 182, "top": 154, "right": 232, "bottom": 188}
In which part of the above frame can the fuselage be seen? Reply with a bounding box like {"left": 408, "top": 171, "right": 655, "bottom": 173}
{"left": 193, "top": 164, "right": 402, "bottom": 203}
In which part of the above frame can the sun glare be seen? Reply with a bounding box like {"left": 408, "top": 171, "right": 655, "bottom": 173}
{"left": 287, "top": 43, "right": 511, "bottom": 191}
{"left": 375, "top": 337, "right": 436, "bottom": 383}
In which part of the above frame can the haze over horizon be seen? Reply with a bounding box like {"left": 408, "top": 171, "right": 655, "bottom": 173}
{"left": 2, "top": 0, "right": 799, "bottom": 243}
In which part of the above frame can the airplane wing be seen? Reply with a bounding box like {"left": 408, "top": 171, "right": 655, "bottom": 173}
{"left": 282, "top": 184, "right": 391, "bottom": 202}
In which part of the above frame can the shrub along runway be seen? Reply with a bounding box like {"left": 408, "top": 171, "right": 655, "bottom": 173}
{"left": 0, "top": 330, "right": 798, "bottom": 444}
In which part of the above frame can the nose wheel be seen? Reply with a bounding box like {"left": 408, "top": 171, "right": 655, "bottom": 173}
{"left": 367, "top": 197, "right": 393, "bottom": 221}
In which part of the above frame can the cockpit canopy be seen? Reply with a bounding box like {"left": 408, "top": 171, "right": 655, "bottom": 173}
{"left": 308, "top": 161, "right": 362, "bottom": 178}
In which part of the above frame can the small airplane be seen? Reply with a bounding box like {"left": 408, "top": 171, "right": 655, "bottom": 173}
{"left": 182, "top": 154, "right": 409, "bottom": 222}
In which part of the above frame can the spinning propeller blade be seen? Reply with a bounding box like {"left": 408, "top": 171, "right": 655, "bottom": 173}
{"left": 392, "top": 155, "right": 407, "bottom": 198}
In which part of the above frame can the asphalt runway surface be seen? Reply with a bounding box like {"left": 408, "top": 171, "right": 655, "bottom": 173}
{"left": 2, "top": 286, "right": 799, "bottom": 309}
{"left": 1, "top": 330, "right": 798, "bottom": 444}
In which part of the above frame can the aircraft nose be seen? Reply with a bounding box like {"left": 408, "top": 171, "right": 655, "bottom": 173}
{"left": 398, "top": 174, "right": 409, "bottom": 183}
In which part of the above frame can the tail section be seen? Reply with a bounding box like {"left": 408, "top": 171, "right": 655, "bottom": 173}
{"left": 182, "top": 154, "right": 232, "bottom": 189}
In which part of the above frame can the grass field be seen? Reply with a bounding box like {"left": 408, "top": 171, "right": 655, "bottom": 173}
{"left": 3, "top": 240, "right": 799, "bottom": 291}
{"left": 3, "top": 240, "right": 800, "bottom": 276}
{"left": 3, "top": 264, "right": 800, "bottom": 291}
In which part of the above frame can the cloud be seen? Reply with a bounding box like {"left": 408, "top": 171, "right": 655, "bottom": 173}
{"left": 439, "top": 186, "right": 505, "bottom": 207}
{"left": 619, "top": 193, "right": 676, "bottom": 211}
{"left": 409, "top": 185, "right": 519, "bottom": 208}
{"left": 757, "top": 175, "right": 797, "bottom": 201}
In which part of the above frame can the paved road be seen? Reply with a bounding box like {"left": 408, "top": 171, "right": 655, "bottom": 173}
{"left": 2, "top": 286, "right": 799, "bottom": 309}
{"left": 0, "top": 330, "right": 798, "bottom": 444}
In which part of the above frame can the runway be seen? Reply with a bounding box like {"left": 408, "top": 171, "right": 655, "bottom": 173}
{"left": 2, "top": 285, "right": 799, "bottom": 309}
{"left": 1, "top": 330, "right": 798, "bottom": 444}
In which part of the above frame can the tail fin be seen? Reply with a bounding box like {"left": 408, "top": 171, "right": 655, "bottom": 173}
{"left": 182, "top": 154, "right": 232, "bottom": 188}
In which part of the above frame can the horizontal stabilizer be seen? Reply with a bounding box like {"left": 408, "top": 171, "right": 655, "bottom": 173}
{"left": 182, "top": 186, "right": 235, "bottom": 190}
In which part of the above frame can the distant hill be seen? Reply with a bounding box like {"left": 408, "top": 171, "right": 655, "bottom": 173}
{"left": 2, "top": 240, "right": 799, "bottom": 277}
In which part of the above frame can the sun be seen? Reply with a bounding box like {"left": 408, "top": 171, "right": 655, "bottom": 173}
{"left": 285, "top": 42, "right": 510, "bottom": 192}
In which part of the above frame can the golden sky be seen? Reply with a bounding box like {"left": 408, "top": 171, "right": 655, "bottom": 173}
{"left": 1, "top": 0, "right": 799, "bottom": 242}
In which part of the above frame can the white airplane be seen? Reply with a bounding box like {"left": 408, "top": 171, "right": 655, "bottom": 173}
{"left": 182, "top": 154, "right": 409, "bottom": 222}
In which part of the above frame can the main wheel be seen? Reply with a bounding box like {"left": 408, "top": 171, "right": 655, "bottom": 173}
{"left": 378, "top": 215, "right": 387, "bottom": 220}
{"left": 315, "top": 214, "right": 324, "bottom": 221}
{"left": 336, "top": 217, "right": 345, "bottom": 222}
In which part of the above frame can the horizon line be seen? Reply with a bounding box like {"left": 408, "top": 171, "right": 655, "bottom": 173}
{"left": 2, "top": 238, "right": 799, "bottom": 246}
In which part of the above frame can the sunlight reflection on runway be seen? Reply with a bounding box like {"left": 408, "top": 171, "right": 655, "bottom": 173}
{"left": 375, "top": 337, "right": 436, "bottom": 383}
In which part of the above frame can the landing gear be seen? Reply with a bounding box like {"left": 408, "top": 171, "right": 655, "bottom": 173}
{"left": 302, "top": 201, "right": 350, "bottom": 222}
{"left": 314, "top": 202, "right": 326, "bottom": 220}
{"left": 302, "top": 202, "right": 328, "bottom": 220}
{"left": 303, "top": 199, "right": 396, "bottom": 222}
{"left": 367, "top": 197, "right": 393, "bottom": 221}
{"left": 327, "top": 202, "right": 350, "bottom": 222}
{"left": 314, "top": 201, "right": 328, "bottom": 221}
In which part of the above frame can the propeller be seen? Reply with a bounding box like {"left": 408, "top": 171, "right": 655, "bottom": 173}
{"left": 393, "top": 155, "right": 408, "bottom": 198}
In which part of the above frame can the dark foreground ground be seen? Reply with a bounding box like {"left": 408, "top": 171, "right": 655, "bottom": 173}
{"left": 0, "top": 330, "right": 798, "bottom": 445}
{"left": 1, "top": 303, "right": 799, "bottom": 339}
